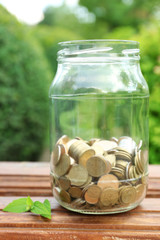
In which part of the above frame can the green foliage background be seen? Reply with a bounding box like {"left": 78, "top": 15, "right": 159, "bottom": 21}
{"left": 0, "top": 6, "right": 52, "bottom": 161}
{"left": 0, "top": 0, "right": 160, "bottom": 163}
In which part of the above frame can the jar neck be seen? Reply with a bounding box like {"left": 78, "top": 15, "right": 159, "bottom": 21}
{"left": 57, "top": 40, "right": 140, "bottom": 63}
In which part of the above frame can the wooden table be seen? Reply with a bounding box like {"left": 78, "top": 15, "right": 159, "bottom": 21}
{"left": 0, "top": 162, "right": 160, "bottom": 240}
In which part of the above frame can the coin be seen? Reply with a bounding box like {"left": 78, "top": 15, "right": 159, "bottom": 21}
{"left": 91, "top": 142, "right": 104, "bottom": 155}
{"left": 71, "top": 198, "right": 86, "bottom": 208}
{"left": 100, "top": 188, "right": 119, "bottom": 206}
{"left": 115, "top": 149, "right": 132, "bottom": 161}
{"left": 51, "top": 135, "right": 147, "bottom": 211}
{"left": 50, "top": 175, "right": 55, "bottom": 189}
{"left": 137, "top": 140, "right": 143, "bottom": 150}
{"left": 68, "top": 187, "right": 82, "bottom": 198}
{"left": 67, "top": 164, "right": 88, "bottom": 186}
{"left": 52, "top": 144, "right": 61, "bottom": 166}
{"left": 86, "top": 155, "right": 108, "bottom": 177}
{"left": 120, "top": 186, "right": 136, "bottom": 204}
{"left": 57, "top": 135, "right": 70, "bottom": 145}
{"left": 126, "top": 162, "right": 131, "bottom": 179}
{"left": 104, "top": 154, "right": 116, "bottom": 167}
{"left": 116, "top": 160, "right": 128, "bottom": 170}
{"left": 67, "top": 138, "right": 78, "bottom": 151}
{"left": 59, "top": 189, "right": 71, "bottom": 203}
{"left": 141, "top": 175, "right": 148, "bottom": 185}
{"left": 79, "top": 149, "right": 95, "bottom": 167}
{"left": 75, "top": 136, "right": 83, "bottom": 140}
{"left": 52, "top": 187, "right": 60, "bottom": 199}
{"left": 110, "top": 137, "right": 118, "bottom": 143}
{"left": 118, "top": 136, "right": 136, "bottom": 155}
{"left": 135, "top": 184, "right": 146, "bottom": 201}
{"left": 111, "top": 167, "right": 125, "bottom": 180}
{"left": 98, "top": 174, "right": 119, "bottom": 190}
{"left": 84, "top": 185, "right": 101, "bottom": 205}
{"left": 58, "top": 176, "right": 71, "bottom": 190}
{"left": 54, "top": 153, "right": 71, "bottom": 177}
{"left": 95, "top": 140, "right": 117, "bottom": 152}
{"left": 69, "top": 140, "right": 95, "bottom": 166}
{"left": 138, "top": 150, "right": 147, "bottom": 173}
{"left": 88, "top": 138, "right": 100, "bottom": 146}
{"left": 80, "top": 175, "right": 92, "bottom": 188}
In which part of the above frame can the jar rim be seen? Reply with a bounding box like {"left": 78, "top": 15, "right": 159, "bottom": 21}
{"left": 57, "top": 39, "right": 140, "bottom": 62}
{"left": 59, "top": 39, "right": 139, "bottom": 46}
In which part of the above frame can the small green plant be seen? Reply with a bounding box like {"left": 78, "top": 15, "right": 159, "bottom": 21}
{"left": 3, "top": 196, "right": 51, "bottom": 219}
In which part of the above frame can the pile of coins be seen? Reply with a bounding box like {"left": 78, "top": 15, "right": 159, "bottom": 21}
{"left": 50, "top": 135, "right": 148, "bottom": 212}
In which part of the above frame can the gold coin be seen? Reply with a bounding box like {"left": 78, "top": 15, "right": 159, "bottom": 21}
{"left": 68, "top": 187, "right": 82, "bottom": 198}
{"left": 91, "top": 143, "right": 104, "bottom": 155}
{"left": 75, "top": 136, "right": 83, "bottom": 140}
{"left": 100, "top": 188, "right": 119, "bottom": 206}
{"left": 110, "top": 137, "right": 118, "bottom": 143}
{"left": 138, "top": 150, "right": 147, "bottom": 173}
{"left": 52, "top": 187, "right": 60, "bottom": 199}
{"left": 120, "top": 186, "right": 136, "bottom": 204}
{"left": 67, "top": 164, "right": 88, "bottom": 186}
{"left": 126, "top": 162, "right": 132, "bottom": 179}
{"left": 80, "top": 175, "right": 92, "bottom": 188}
{"left": 88, "top": 138, "right": 100, "bottom": 146}
{"left": 69, "top": 140, "right": 95, "bottom": 165}
{"left": 57, "top": 135, "right": 70, "bottom": 145}
{"left": 58, "top": 176, "right": 71, "bottom": 190}
{"left": 111, "top": 167, "right": 125, "bottom": 180}
{"left": 50, "top": 175, "right": 55, "bottom": 189}
{"left": 98, "top": 174, "right": 119, "bottom": 190}
{"left": 135, "top": 184, "right": 146, "bottom": 201}
{"left": 66, "top": 138, "right": 78, "bottom": 150}
{"left": 95, "top": 140, "right": 117, "bottom": 152}
{"left": 137, "top": 140, "right": 143, "bottom": 150}
{"left": 118, "top": 136, "right": 136, "bottom": 155}
{"left": 59, "top": 144, "right": 66, "bottom": 155}
{"left": 71, "top": 198, "right": 86, "bottom": 208}
{"left": 86, "top": 155, "right": 107, "bottom": 177}
{"left": 52, "top": 144, "right": 61, "bottom": 166}
{"left": 79, "top": 149, "right": 95, "bottom": 167}
{"left": 115, "top": 150, "right": 132, "bottom": 161}
{"left": 141, "top": 175, "right": 148, "bottom": 185}
{"left": 84, "top": 185, "right": 101, "bottom": 204}
{"left": 116, "top": 160, "right": 128, "bottom": 170}
{"left": 54, "top": 153, "right": 71, "bottom": 177}
{"left": 59, "top": 189, "right": 71, "bottom": 203}
{"left": 104, "top": 154, "right": 116, "bottom": 167}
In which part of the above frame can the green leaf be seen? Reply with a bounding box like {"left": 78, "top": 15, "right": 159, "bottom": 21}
{"left": 26, "top": 196, "right": 34, "bottom": 211}
{"left": 31, "top": 201, "right": 51, "bottom": 219}
{"left": 43, "top": 199, "right": 51, "bottom": 212}
{"left": 3, "top": 198, "right": 28, "bottom": 213}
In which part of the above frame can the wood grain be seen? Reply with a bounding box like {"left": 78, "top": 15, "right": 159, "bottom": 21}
{"left": 0, "top": 228, "right": 160, "bottom": 240}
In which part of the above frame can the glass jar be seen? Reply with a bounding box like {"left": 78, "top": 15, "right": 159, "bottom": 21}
{"left": 49, "top": 40, "right": 149, "bottom": 214}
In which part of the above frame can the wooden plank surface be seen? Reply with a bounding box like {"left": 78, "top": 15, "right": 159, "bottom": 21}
{"left": 0, "top": 162, "right": 160, "bottom": 240}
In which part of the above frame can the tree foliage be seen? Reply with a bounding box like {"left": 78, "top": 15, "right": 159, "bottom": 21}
{"left": 0, "top": 5, "right": 52, "bottom": 161}
{"left": 79, "top": 0, "right": 160, "bottom": 29}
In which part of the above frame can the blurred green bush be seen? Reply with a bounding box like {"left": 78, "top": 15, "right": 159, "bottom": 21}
{"left": 0, "top": 5, "right": 82, "bottom": 161}
{"left": 104, "top": 24, "right": 160, "bottom": 164}
{"left": 30, "top": 25, "right": 82, "bottom": 74}
{"left": 0, "top": 6, "right": 52, "bottom": 161}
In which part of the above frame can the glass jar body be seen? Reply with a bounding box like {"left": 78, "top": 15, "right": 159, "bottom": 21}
{"left": 49, "top": 41, "right": 149, "bottom": 214}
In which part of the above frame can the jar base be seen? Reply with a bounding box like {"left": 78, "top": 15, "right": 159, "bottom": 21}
{"left": 55, "top": 197, "right": 142, "bottom": 215}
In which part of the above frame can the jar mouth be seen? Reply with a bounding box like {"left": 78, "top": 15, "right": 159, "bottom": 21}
{"left": 58, "top": 39, "right": 140, "bottom": 62}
